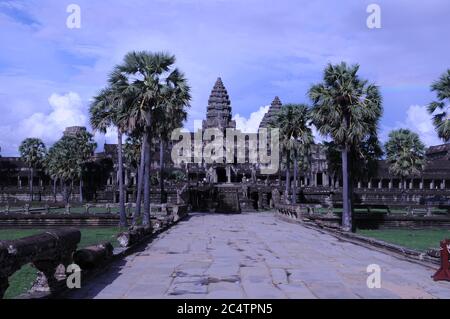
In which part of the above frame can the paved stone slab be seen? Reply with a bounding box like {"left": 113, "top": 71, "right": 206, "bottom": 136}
{"left": 68, "top": 212, "right": 450, "bottom": 299}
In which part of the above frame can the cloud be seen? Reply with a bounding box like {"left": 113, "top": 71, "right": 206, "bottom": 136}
{"left": 1, "top": 0, "right": 450, "bottom": 154}
{"left": 310, "top": 124, "right": 330, "bottom": 144}
{"left": 0, "top": 92, "right": 89, "bottom": 155}
{"left": 233, "top": 105, "right": 269, "bottom": 133}
{"left": 380, "top": 104, "right": 442, "bottom": 146}
{"left": 20, "top": 92, "right": 87, "bottom": 141}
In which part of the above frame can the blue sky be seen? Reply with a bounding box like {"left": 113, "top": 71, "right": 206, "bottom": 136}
{"left": 0, "top": 0, "right": 449, "bottom": 155}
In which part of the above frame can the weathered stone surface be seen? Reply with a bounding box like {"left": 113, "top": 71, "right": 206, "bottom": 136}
{"left": 73, "top": 242, "right": 113, "bottom": 270}
{"left": 0, "top": 228, "right": 81, "bottom": 298}
{"left": 66, "top": 213, "right": 450, "bottom": 299}
{"left": 117, "top": 225, "right": 152, "bottom": 247}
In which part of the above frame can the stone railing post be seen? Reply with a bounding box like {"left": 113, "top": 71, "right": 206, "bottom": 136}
{"left": 65, "top": 203, "right": 71, "bottom": 214}
{"left": 426, "top": 205, "right": 432, "bottom": 217}
{"left": 0, "top": 229, "right": 81, "bottom": 298}
{"left": 85, "top": 204, "right": 91, "bottom": 214}
{"left": 106, "top": 204, "right": 111, "bottom": 214}
{"left": 45, "top": 203, "right": 50, "bottom": 214}
{"left": 24, "top": 204, "right": 30, "bottom": 214}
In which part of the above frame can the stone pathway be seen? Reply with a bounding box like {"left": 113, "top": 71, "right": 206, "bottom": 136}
{"left": 68, "top": 212, "right": 450, "bottom": 299}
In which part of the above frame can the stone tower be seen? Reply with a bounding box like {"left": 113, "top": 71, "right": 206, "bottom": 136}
{"left": 202, "top": 77, "right": 236, "bottom": 131}
{"left": 259, "top": 96, "right": 282, "bottom": 129}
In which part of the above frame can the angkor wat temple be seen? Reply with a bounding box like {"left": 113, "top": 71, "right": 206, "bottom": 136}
{"left": 1, "top": 78, "right": 450, "bottom": 211}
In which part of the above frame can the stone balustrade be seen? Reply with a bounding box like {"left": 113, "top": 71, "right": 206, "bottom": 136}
{"left": 0, "top": 229, "right": 81, "bottom": 298}
{"left": 276, "top": 203, "right": 450, "bottom": 229}
{"left": 117, "top": 204, "right": 188, "bottom": 248}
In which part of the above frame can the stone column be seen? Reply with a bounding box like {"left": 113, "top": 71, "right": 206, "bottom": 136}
{"left": 419, "top": 179, "right": 424, "bottom": 190}
{"left": 357, "top": 181, "right": 362, "bottom": 189}
{"left": 388, "top": 179, "right": 392, "bottom": 189}
{"left": 378, "top": 179, "right": 382, "bottom": 189}
{"left": 322, "top": 172, "right": 329, "bottom": 187}
{"left": 430, "top": 180, "right": 435, "bottom": 189}
{"left": 409, "top": 180, "right": 413, "bottom": 189}
{"left": 441, "top": 180, "right": 445, "bottom": 190}
{"left": 368, "top": 179, "right": 372, "bottom": 189}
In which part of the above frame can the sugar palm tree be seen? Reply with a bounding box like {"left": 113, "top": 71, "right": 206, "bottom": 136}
{"left": 118, "top": 51, "right": 191, "bottom": 225}
{"left": 271, "top": 104, "right": 314, "bottom": 204}
{"left": 90, "top": 73, "right": 130, "bottom": 227}
{"left": 428, "top": 69, "right": 450, "bottom": 142}
{"left": 309, "top": 62, "right": 382, "bottom": 231}
{"left": 45, "top": 133, "right": 95, "bottom": 205}
{"left": 73, "top": 129, "right": 97, "bottom": 204}
{"left": 385, "top": 129, "right": 425, "bottom": 191}
{"left": 46, "top": 140, "right": 75, "bottom": 204}
{"left": 19, "top": 138, "right": 46, "bottom": 201}
{"left": 154, "top": 72, "right": 190, "bottom": 203}
{"left": 325, "top": 134, "right": 383, "bottom": 189}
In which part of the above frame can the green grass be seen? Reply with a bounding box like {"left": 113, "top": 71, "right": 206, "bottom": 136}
{"left": 357, "top": 228, "right": 450, "bottom": 251}
{"left": 0, "top": 227, "right": 121, "bottom": 299}
{"left": 1, "top": 203, "right": 118, "bottom": 214}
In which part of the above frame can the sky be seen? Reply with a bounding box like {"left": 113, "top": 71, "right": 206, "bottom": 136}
{"left": 0, "top": 0, "right": 449, "bottom": 156}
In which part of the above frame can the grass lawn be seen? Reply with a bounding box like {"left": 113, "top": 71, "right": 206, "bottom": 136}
{"left": 357, "top": 228, "right": 450, "bottom": 251}
{"left": 0, "top": 227, "right": 121, "bottom": 299}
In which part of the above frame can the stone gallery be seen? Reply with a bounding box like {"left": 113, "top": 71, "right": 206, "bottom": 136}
{"left": 1, "top": 77, "right": 450, "bottom": 214}
{"left": 1, "top": 1, "right": 450, "bottom": 301}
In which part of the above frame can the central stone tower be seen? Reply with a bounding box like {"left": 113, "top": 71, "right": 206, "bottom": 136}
{"left": 202, "top": 77, "right": 236, "bottom": 131}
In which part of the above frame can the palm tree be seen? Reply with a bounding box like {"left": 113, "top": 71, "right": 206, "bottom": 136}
{"left": 124, "top": 134, "right": 142, "bottom": 214}
{"left": 43, "top": 153, "right": 58, "bottom": 203}
{"left": 325, "top": 134, "right": 383, "bottom": 189}
{"left": 73, "top": 130, "right": 97, "bottom": 204}
{"left": 45, "top": 133, "right": 95, "bottom": 205}
{"left": 385, "top": 129, "right": 425, "bottom": 191}
{"left": 19, "top": 138, "right": 46, "bottom": 202}
{"left": 124, "top": 135, "right": 142, "bottom": 183}
{"left": 309, "top": 62, "right": 382, "bottom": 231}
{"left": 90, "top": 73, "right": 130, "bottom": 228}
{"left": 270, "top": 104, "right": 314, "bottom": 204}
{"left": 428, "top": 69, "right": 450, "bottom": 142}
{"left": 118, "top": 51, "right": 191, "bottom": 225}
{"left": 154, "top": 74, "right": 190, "bottom": 203}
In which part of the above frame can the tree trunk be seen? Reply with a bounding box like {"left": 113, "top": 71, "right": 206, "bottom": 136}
{"left": 117, "top": 131, "right": 128, "bottom": 228}
{"left": 133, "top": 134, "right": 147, "bottom": 225}
{"left": 53, "top": 178, "right": 57, "bottom": 203}
{"left": 79, "top": 179, "right": 83, "bottom": 203}
{"left": 401, "top": 176, "right": 406, "bottom": 203}
{"left": 159, "top": 139, "right": 165, "bottom": 204}
{"left": 29, "top": 167, "right": 34, "bottom": 202}
{"left": 278, "top": 158, "right": 282, "bottom": 186}
{"left": 293, "top": 151, "right": 298, "bottom": 204}
{"left": 64, "top": 182, "right": 69, "bottom": 205}
{"left": 285, "top": 150, "right": 291, "bottom": 204}
{"left": 143, "top": 111, "right": 152, "bottom": 226}
{"left": 341, "top": 146, "right": 352, "bottom": 231}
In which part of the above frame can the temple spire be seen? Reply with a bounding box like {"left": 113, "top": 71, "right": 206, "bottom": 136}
{"left": 202, "top": 77, "right": 236, "bottom": 130}
{"left": 259, "top": 96, "right": 283, "bottom": 129}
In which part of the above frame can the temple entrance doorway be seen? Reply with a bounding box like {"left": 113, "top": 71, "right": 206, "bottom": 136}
{"left": 251, "top": 192, "right": 259, "bottom": 210}
{"left": 216, "top": 167, "right": 227, "bottom": 183}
